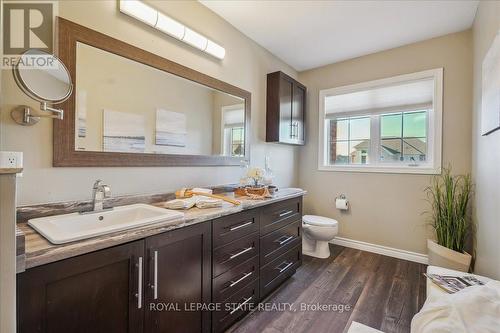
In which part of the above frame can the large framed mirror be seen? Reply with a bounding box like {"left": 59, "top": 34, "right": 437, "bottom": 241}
{"left": 54, "top": 17, "right": 250, "bottom": 167}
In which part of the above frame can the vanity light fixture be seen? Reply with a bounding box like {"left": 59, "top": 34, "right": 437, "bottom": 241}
{"left": 119, "top": 0, "right": 226, "bottom": 59}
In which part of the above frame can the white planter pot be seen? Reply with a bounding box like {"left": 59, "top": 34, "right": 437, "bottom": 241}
{"left": 427, "top": 239, "right": 471, "bottom": 272}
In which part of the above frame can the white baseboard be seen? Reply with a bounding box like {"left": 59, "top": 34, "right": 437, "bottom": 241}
{"left": 331, "top": 237, "right": 428, "bottom": 265}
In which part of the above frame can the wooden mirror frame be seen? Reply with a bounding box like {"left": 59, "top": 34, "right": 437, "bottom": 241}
{"left": 54, "top": 17, "right": 251, "bottom": 167}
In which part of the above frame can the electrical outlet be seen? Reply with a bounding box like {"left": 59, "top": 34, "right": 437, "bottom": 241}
{"left": 0, "top": 151, "right": 23, "bottom": 169}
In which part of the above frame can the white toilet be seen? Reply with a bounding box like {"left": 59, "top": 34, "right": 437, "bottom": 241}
{"left": 302, "top": 215, "right": 339, "bottom": 258}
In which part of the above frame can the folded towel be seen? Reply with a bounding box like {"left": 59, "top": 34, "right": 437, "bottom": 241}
{"left": 195, "top": 197, "right": 223, "bottom": 209}
{"left": 163, "top": 195, "right": 222, "bottom": 210}
{"left": 163, "top": 197, "right": 197, "bottom": 210}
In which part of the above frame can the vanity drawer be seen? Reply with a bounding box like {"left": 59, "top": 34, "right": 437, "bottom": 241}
{"left": 213, "top": 255, "right": 259, "bottom": 302}
{"left": 213, "top": 232, "right": 259, "bottom": 277}
{"left": 260, "top": 197, "right": 302, "bottom": 236}
{"left": 213, "top": 278, "right": 259, "bottom": 333}
{"left": 260, "top": 220, "right": 301, "bottom": 266}
{"left": 213, "top": 209, "right": 259, "bottom": 248}
{"left": 260, "top": 245, "right": 302, "bottom": 299}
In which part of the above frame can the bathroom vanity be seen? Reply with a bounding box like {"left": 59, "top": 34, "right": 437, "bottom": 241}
{"left": 13, "top": 17, "right": 304, "bottom": 333}
{"left": 16, "top": 190, "right": 304, "bottom": 333}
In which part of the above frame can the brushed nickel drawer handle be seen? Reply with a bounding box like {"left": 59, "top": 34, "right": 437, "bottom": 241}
{"left": 278, "top": 210, "right": 293, "bottom": 217}
{"left": 136, "top": 256, "right": 143, "bottom": 309}
{"left": 229, "top": 296, "right": 253, "bottom": 315}
{"left": 276, "top": 261, "right": 293, "bottom": 273}
{"left": 153, "top": 250, "right": 158, "bottom": 300}
{"left": 229, "top": 221, "right": 253, "bottom": 232}
{"left": 229, "top": 271, "right": 253, "bottom": 288}
{"left": 275, "top": 235, "right": 294, "bottom": 245}
{"left": 229, "top": 246, "right": 254, "bottom": 260}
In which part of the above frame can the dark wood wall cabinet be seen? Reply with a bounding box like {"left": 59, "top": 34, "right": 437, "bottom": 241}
{"left": 17, "top": 196, "right": 303, "bottom": 333}
{"left": 266, "top": 71, "right": 307, "bottom": 145}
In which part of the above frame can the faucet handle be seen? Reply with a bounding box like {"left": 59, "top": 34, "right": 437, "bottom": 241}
{"left": 93, "top": 180, "right": 111, "bottom": 197}
{"left": 102, "top": 185, "right": 111, "bottom": 198}
{"left": 93, "top": 179, "right": 103, "bottom": 189}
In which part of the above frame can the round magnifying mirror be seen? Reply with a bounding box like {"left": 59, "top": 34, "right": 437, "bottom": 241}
{"left": 12, "top": 49, "right": 73, "bottom": 125}
{"left": 14, "top": 49, "right": 72, "bottom": 103}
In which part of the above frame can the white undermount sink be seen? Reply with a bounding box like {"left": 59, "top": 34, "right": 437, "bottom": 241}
{"left": 28, "top": 204, "right": 184, "bottom": 244}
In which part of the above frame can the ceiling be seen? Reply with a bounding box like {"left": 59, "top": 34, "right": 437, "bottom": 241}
{"left": 200, "top": 0, "right": 479, "bottom": 71}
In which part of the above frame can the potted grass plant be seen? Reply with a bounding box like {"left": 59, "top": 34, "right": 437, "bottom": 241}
{"left": 425, "top": 168, "right": 473, "bottom": 272}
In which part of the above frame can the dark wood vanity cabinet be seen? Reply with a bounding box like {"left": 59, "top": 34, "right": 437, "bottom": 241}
{"left": 266, "top": 71, "right": 306, "bottom": 145}
{"left": 259, "top": 197, "right": 302, "bottom": 299}
{"left": 17, "top": 196, "right": 303, "bottom": 333}
{"left": 17, "top": 223, "right": 211, "bottom": 333}
{"left": 211, "top": 197, "right": 303, "bottom": 332}
{"left": 17, "top": 240, "right": 145, "bottom": 333}
{"left": 211, "top": 210, "right": 260, "bottom": 333}
{"left": 145, "top": 223, "right": 211, "bottom": 333}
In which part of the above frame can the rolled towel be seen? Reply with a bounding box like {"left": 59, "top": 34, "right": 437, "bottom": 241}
{"left": 192, "top": 187, "right": 213, "bottom": 194}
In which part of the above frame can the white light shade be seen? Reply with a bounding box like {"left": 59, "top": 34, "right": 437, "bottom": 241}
{"left": 205, "top": 40, "right": 225, "bottom": 60}
{"left": 155, "top": 12, "right": 184, "bottom": 39}
{"left": 119, "top": 0, "right": 225, "bottom": 59}
{"left": 120, "top": 0, "right": 157, "bottom": 27}
{"left": 183, "top": 28, "right": 208, "bottom": 51}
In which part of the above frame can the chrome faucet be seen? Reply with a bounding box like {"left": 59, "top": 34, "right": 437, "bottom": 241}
{"left": 90, "top": 180, "right": 111, "bottom": 212}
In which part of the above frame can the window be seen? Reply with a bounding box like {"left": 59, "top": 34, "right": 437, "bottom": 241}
{"left": 222, "top": 105, "right": 245, "bottom": 157}
{"left": 328, "top": 116, "right": 370, "bottom": 165}
{"left": 380, "top": 110, "right": 427, "bottom": 164}
{"left": 319, "top": 69, "right": 443, "bottom": 174}
{"left": 224, "top": 126, "right": 245, "bottom": 157}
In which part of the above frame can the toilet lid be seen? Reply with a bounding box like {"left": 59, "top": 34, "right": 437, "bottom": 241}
{"left": 303, "top": 215, "right": 338, "bottom": 227}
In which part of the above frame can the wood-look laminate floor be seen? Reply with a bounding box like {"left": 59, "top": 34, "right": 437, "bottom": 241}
{"left": 228, "top": 245, "right": 427, "bottom": 333}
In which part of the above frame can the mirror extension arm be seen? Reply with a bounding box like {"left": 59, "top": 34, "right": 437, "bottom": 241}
{"left": 40, "top": 102, "right": 64, "bottom": 120}
{"left": 11, "top": 103, "right": 64, "bottom": 126}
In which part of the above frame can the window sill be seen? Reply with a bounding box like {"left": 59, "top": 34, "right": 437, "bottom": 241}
{"left": 317, "top": 164, "right": 441, "bottom": 175}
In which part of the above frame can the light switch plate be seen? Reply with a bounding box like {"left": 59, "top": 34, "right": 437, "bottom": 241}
{"left": 0, "top": 151, "right": 23, "bottom": 169}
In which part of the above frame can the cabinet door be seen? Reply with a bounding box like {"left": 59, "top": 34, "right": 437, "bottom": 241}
{"left": 17, "top": 240, "right": 145, "bottom": 333}
{"left": 279, "top": 76, "right": 293, "bottom": 143}
{"left": 145, "top": 223, "right": 211, "bottom": 333}
{"left": 292, "top": 83, "right": 306, "bottom": 144}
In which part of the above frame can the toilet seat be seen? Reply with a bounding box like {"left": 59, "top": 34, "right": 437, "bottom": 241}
{"left": 303, "top": 215, "right": 338, "bottom": 227}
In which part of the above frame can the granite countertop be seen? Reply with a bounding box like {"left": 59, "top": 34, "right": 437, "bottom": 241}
{"left": 17, "top": 188, "right": 306, "bottom": 271}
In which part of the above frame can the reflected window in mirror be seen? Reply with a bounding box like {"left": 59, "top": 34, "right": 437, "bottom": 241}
{"left": 221, "top": 104, "right": 245, "bottom": 157}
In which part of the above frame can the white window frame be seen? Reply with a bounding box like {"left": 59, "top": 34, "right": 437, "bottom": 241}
{"left": 318, "top": 68, "right": 443, "bottom": 174}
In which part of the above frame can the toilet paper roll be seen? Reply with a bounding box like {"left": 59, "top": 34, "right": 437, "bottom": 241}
{"left": 336, "top": 198, "right": 349, "bottom": 210}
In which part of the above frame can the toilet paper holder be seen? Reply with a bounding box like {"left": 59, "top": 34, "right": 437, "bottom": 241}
{"left": 335, "top": 194, "right": 349, "bottom": 210}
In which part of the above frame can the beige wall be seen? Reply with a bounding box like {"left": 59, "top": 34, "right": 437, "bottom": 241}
{"left": 0, "top": 175, "right": 17, "bottom": 333}
{"left": 298, "top": 30, "right": 473, "bottom": 255}
{"left": 472, "top": 1, "right": 500, "bottom": 279}
{"left": 0, "top": 0, "right": 299, "bottom": 205}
